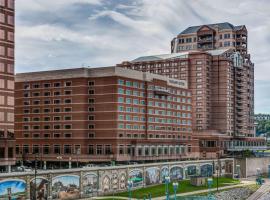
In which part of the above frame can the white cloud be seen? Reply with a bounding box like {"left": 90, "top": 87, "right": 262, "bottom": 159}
{"left": 15, "top": 0, "right": 270, "bottom": 112}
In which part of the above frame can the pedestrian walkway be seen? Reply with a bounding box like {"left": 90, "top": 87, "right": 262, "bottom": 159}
{"left": 247, "top": 179, "right": 270, "bottom": 200}
{"left": 87, "top": 180, "right": 255, "bottom": 200}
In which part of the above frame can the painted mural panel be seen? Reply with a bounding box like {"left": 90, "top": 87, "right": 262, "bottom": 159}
{"left": 170, "top": 166, "right": 183, "bottom": 180}
{"left": 186, "top": 165, "right": 197, "bottom": 176}
{"left": 145, "top": 167, "right": 160, "bottom": 185}
{"left": 102, "top": 175, "right": 110, "bottom": 192}
{"left": 129, "top": 169, "right": 143, "bottom": 187}
{"left": 52, "top": 175, "right": 80, "bottom": 200}
{"left": 160, "top": 166, "right": 169, "bottom": 183}
{"left": 0, "top": 179, "right": 26, "bottom": 200}
{"left": 111, "top": 173, "right": 118, "bottom": 190}
{"left": 119, "top": 172, "right": 126, "bottom": 190}
{"left": 82, "top": 173, "right": 98, "bottom": 197}
{"left": 30, "top": 178, "right": 49, "bottom": 200}
{"left": 200, "top": 164, "right": 213, "bottom": 177}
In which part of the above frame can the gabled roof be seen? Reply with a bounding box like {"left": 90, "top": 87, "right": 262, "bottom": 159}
{"left": 179, "top": 22, "right": 240, "bottom": 35}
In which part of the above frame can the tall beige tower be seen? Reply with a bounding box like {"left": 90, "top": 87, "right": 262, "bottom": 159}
{"left": 0, "top": 0, "right": 15, "bottom": 171}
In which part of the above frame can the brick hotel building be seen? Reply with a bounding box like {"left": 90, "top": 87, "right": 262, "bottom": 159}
{"left": 15, "top": 67, "right": 199, "bottom": 166}
{"left": 0, "top": 0, "right": 15, "bottom": 171}
{"left": 118, "top": 23, "right": 266, "bottom": 157}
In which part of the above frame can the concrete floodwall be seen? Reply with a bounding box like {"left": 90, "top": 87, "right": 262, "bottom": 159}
{"left": 0, "top": 158, "right": 233, "bottom": 200}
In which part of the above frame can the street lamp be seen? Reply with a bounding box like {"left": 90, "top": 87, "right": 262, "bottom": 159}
{"left": 172, "top": 182, "right": 179, "bottom": 200}
{"left": 164, "top": 176, "right": 170, "bottom": 200}
{"left": 56, "top": 156, "right": 62, "bottom": 169}
{"left": 127, "top": 180, "right": 133, "bottom": 200}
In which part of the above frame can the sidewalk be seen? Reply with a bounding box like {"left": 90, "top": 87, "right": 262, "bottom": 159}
{"left": 88, "top": 180, "right": 255, "bottom": 200}
{"left": 247, "top": 179, "right": 270, "bottom": 200}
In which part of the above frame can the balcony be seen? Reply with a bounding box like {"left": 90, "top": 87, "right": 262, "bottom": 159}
{"left": 197, "top": 37, "right": 213, "bottom": 43}
{"left": 154, "top": 88, "right": 170, "bottom": 96}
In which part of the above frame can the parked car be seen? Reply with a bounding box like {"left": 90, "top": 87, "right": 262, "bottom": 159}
{"left": 13, "top": 166, "right": 33, "bottom": 172}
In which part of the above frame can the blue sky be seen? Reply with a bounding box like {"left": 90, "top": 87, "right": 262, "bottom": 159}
{"left": 15, "top": 0, "right": 270, "bottom": 113}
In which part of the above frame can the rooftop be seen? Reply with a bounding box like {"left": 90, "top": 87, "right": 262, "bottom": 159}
{"left": 15, "top": 66, "right": 188, "bottom": 89}
{"left": 179, "top": 22, "right": 245, "bottom": 35}
{"left": 131, "top": 49, "right": 231, "bottom": 62}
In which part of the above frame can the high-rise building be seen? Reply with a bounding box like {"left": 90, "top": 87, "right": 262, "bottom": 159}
{"left": 171, "top": 22, "right": 248, "bottom": 56}
{"left": 117, "top": 22, "right": 264, "bottom": 156}
{"left": 0, "top": 0, "right": 15, "bottom": 171}
{"left": 15, "top": 67, "right": 199, "bottom": 166}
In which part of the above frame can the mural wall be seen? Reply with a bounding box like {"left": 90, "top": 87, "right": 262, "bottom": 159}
{"left": 0, "top": 179, "right": 26, "bottom": 200}
{"left": 30, "top": 177, "right": 49, "bottom": 200}
{"left": 52, "top": 175, "right": 80, "bottom": 200}
{"left": 0, "top": 159, "right": 233, "bottom": 199}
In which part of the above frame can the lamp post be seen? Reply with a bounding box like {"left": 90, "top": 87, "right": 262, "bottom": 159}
{"left": 127, "top": 180, "right": 133, "bottom": 200}
{"left": 172, "top": 182, "right": 179, "bottom": 200}
{"left": 56, "top": 155, "right": 62, "bottom": 169}
{"left": 164, "top": 176, "right": 170, "bottom": 200}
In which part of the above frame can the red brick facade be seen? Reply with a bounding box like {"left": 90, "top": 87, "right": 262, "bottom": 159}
{"left": 0, "top": 0, "right": 15, "bottom": 169}
{"left": 15, "top": 67, "right": 199, "bottom": 164}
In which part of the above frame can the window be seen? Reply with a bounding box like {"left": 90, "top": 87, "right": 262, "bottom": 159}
{"left": 33, "top": 125, "right": 40, "bottom": 130}
{"left": 33, "top": 100, "right": 40, "bottom": 105}
{"left": 65, "top": 90, "right": 72, "bottom": 95}
{"left": 23, "top": 117, "right": 30, "bottom": 122}
{"left": 44, "top": 91, "right": 51, "bottom": 96}
{"left": 64, "top": 133, "right": 72, "bottom": 138}
{"left": 44, "top": 83, "right": 51, "bottom": 88}
{"left": 88, "top": 107, "right": 95, "bottom": 112}
{"left": 33, "top": 108, "right": 40, "bottom": 113}
{"left": 88, "top": 132, "right": 95, "bottom": 138}
{"left": 33, "top": 133, "right": 40, "bottom": 138}
{"left": 44, "top": 116, "right": 50, "bottom": 121}
{"left": 44, "top": 100, "right": 50, "bottom": 105}
{"left": 23, "top": 101, "right": 30, "bottom": 106}
{"left": 64, "top": 124, "right": 72, "bottom": 129}
{"left": 44, "top": 108, "right": 50, "bottom": 113}
{"left": 54, "top": 145, "right": 61, "bottom": 154}
{"left": 88, "top": 81, "right": 94, "bottom": 86}
{"left": 96, "top": 145, "right": 103, "bottom": 155}
{"left": 88, "top": 98, "right": 94, "bottom": 103}
{"left": 23, "top": 145, "right": 29, "bottom": 154}
{"left": 54, "top": 82, "right": 61, "bottom": 87}
{"left": 54, "top": 108, "right": 61, "bottom": 113}
{"left": 64, "top": 116, "right": 72, "bottom": 120}
{"left": 54, "top": 125, "right": 61, "bottom": 129}
{"left": 33, "top": 145, "right": 40, "bottom": 154}
{"left": 88, "top": 124, "right": 95, "bottom": 129}
{"left": 33, "top": 92, "right": 40, "bottom": 97}
{"left": 118, "top": 79, "right": 124, "bottom": 85}
{"left": 88, "top": 90, "right": 94, "bottom": 94}
{"left": 54, "top": 91, "right": 60, "bottom": 96}
{"left": 44, "top": 125, "right": 50, "bottom": 129}
{"left": 65, "top": 81, "right": 72, "bottom": 86}
{"left": 64, "top": 107, "right": 72, "bottom": 112}
{"left": 43, "top": 145, "right": 50, "bottom": 154}
{"left": 54, "top": 99, "right": 61, "bottom": 104}
{"left": 33, "top": 84, "right": 40, "bottom": 88}
{"left": 54, "top": 133, "right": 61, "bottom": 138}
{"left": 88, "top": 145, "right": 94, "bottom": 155}
{"left": 44, "top": 133, "right": 50, "bottom": 138}
{"left": 88, "top": 115, "right": 95, "bottom": 120}
{"left": 54, "top": 116, "right": 61, "bottom": 121}
{"left": 105, "top": 145, "right": 112, "bottom": 155}
{"left": 64, "top": 99, "right": 72, "bottom": 104}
